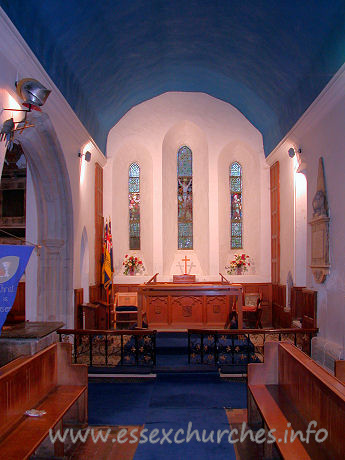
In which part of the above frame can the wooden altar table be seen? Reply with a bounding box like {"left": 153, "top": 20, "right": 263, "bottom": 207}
{"left": 138, "top": 283, "right": 243, "bottom": 329}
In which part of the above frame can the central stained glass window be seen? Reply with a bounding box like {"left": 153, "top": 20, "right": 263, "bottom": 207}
{"left": 129, "top": 162, "right": 140, "bottom": 250}
{"left": 230, "top": 162, "right": 243, "bottom": 248}
{"left": 177, "top": 146, "right": 193, "bottom": 249}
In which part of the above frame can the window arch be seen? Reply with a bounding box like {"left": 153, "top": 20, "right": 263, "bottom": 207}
{"left": 230, "top": 161, "right": 243, "bottom": 248}
{"left": 177, "top": 146, "right": 193, "bottom": 249}
{"left": 129, "top": 162, "right": 140, "bottom": 249}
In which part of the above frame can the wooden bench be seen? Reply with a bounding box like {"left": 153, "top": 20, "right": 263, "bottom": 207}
{"left": 0, "top": 342, "right": 88, "bottom": 459}
{"left": 248, "top": 341, "right": 345, "bottom": 459}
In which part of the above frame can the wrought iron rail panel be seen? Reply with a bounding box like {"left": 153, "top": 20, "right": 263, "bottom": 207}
{"left": 57, "top": 328, "right": 157, "bottom": 368}
{"left": 188, "top": 328, "right": 318, "bottom": 369}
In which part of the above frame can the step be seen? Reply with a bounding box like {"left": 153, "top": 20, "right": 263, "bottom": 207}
{"left": 156, "top": 332, "right": 188, "bottom": 339}
{"left": 156, "top": 371, "right": 220, "bottom": 382}
{"left": 156, "top": 348, "right": 188, "bottom": 356}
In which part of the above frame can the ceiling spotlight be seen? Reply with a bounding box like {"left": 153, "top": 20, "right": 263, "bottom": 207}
{"left": 288, "top": 147, "right": 302, "bottom": 158}
{"left": 16, "top": 78, "right": 51, "bottom": 111}
{"left": 288, "top": 148, "right": 295, "bottom": 158}
{"left": 78, "top": 151, "right": 91, "bottom": 162}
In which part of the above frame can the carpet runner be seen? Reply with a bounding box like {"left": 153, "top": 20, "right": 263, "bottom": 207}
{"left": 88, "top": 375, "right": 247, "bottom": 459}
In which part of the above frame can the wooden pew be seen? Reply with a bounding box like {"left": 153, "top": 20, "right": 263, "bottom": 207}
{"left": 248, "top": 341, "right": 345, "bottom": 459}
{"left": 0, "top": 342, "right": 87, "bottom": 459}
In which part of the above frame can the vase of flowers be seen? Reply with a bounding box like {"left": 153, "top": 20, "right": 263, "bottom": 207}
{"left": 225, "top": 254, "right": 250, "bottom": 275}
{"left": 123, "top": 254, "right": 145, "bottom": 275}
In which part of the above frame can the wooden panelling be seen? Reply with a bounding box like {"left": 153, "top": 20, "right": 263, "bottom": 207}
{"left": 141, "top": 283, "right": 243, "bottom": 328}
{"left": 335, "top": 360, "right": 345, "bottom": 383}
{"left": 290, "top": 286, "right": 304, "bottom": 319}
{"left": 272, "top": 285, "right": 317, "bottom": 329}
{"left": 278, "top": 343, "right": 345, "bottom": 459}
{"left": 89, "top": 284, "right": 102, "bottom": 303}
{"left": 291, "top": 287, "right": 317, "bottom": 327}
{"left": 113, "top": 284, "right": 141, "bottom": 293}
{"left": 272, "top": 283, "right": 285, "bottom": 307}
{"left": 147, "top": 296, "right": 169, "bottom": 325}
{"left": 205, "top": 295, "right": 229, "bottom": 325}
{"left": 95, "top": 163, "right": 103, "bottom": 286}
{"left": 0, "top": 343, "right": 87, "bottom": 458}
{"left": 0, "top": 345, "right": 57, "bottom": 436}
{"left": 272, "top": 284, "right": 291, "bottom": 328}
{"left": 74, "top": 288, "right": 83, "bottom": 329}
{"left": 170, "top": 296, "right": 204, "bottom": 326}
{"left": 302, "top": 289, "right": 317, "bottom": 325}
{"left": 115, "top": 282, "right": 272, "bottom": 297}
{"left": 270, "top": 162, "right": 280, "bottom": 284}
{"left": 248, "top": 342, "right": 345, "bottom": 459}
{"left": 115, "top": 282, "right": 273, "bottom": 328}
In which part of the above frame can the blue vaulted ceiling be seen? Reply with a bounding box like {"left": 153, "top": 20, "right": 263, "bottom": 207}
{"left": 1, "top": 0, "right": 344, "bottom": 155}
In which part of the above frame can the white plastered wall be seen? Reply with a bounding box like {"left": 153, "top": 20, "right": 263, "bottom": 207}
{"left": 267, "top": 64, "right": 345, "bottom": 349}
{"left": 111, "top": 142, "right": 153, "bottom": 275}
{"left": 218, "top": 141, "right": 270, "bottom": 282}
{"left": 107, "top": 92, "right": 270, "bottom": 283}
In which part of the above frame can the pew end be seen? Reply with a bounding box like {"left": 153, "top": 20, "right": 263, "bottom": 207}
{"left": 247, "top": 340, "right": 279, "bottom": 385}
{"left": 0, "top": 342, "right": 88, "bottom": 458}
{"left": 248, "top": 341, "right": 345, "bottom": 459}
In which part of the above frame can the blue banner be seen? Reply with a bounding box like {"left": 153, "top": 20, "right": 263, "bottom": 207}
{"left": 0, "top": 245, "right": 34, "bottom": 335}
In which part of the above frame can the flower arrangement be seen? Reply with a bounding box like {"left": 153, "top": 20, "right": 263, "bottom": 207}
{"left": 123, "top": 254, "right": 145, "bottom": 275}
{"left": 226, "top": 253, "right": 250, "bottom": 275}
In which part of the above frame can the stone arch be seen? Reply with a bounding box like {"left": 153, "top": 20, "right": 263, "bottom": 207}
{"left": 17, "top": 111, "right": 74, "bottom": 327}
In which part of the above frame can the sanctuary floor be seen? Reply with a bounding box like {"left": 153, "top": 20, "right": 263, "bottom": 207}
{"left": 67, "top": 375, "right": 249, "bottom": 459}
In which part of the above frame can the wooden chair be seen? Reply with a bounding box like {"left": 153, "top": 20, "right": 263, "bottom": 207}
{"left": 242, "top": 292, "right": 263, "bottom": 328}
{"left": 114, "top": 292, "right": 138, "bottom": 329}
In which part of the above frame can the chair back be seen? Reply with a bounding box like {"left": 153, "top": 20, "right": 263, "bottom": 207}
{"left": 115, "top": 292, "right": 138, "bottom": 307}
{"left": 244, "top": 292, "right": 262, "bottom": 310}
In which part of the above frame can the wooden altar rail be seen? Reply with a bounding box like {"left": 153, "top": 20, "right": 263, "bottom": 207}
{"left": 188, "top": 328, "right": 319, "bottom": 367}
{"left": 57, "top": 329, "right": 157, "bottom": 368}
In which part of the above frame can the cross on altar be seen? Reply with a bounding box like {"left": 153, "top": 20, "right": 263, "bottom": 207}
{"left": 182, "top": 256, "right": 190, "bottom": 275}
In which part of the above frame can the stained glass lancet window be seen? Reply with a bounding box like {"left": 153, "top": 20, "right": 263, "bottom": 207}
{"left": 177, "top": 146, "right": 193, "bottom": 249}
{"left": 129, "top": 162, "right": 140, "bottom": 250}
{"left": 230, "top": 162, "right": 243, "bottom": 248}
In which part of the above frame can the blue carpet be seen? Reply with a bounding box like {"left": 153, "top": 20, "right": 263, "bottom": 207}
{"left": 154, "top": 331, "right": 260, "bottom": 373}
{"left": 88, "top": 381, "right": 154, "bottom": 425}
{"left": 88, "top": 375, "right": 246, "bottom": 459}
{"left": 155, "top": 332, "right": 189, "bottom": 372}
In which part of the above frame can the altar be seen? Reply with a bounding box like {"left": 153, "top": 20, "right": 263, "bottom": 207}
{"left": 138, "top": 282, "right": 243, "bottom": 330}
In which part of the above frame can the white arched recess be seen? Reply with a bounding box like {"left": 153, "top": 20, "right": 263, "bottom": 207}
{"left": 218, "top": 141, "right": 270, "bottom": 280}
{"left": 107, "top": 92, "right": 270, "bottom": 281}
{"left": 294, "top": 167, "right": 307, "bottom": 287}
{"left": 162, "top": 120, "right": 209, "bottom": 275}
{"left": 112, "top": 142, "right": 153, "bottom": 274}
{"left": 80, "top": 227, "right": 90, "bottom": 303}
{"left": 17, "top": 111, "right": 74, "bottom": 326}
